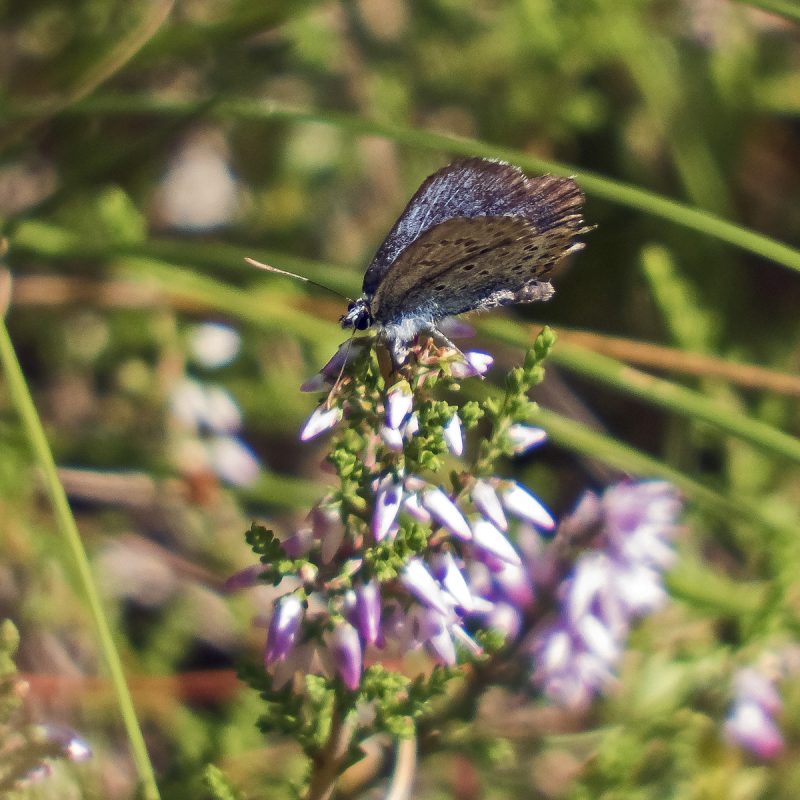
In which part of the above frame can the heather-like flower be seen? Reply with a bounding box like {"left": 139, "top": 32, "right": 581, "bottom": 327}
{"left": 500, "top": 481, "right": 555, "bottom": 531}
{"left": 401, "top": 558, "right": 449, "bottom": 615}
{"left": 373, "top": 474, "right": 404, "bottom": 541}
{"left": 443, "top": 414, "right": 464, "bottom": 456}
{"left": 725, "top": 701, "right": 784, "bottom": 760}
{"left": 433, "top": 552, "right": 475, "bottom": 612}
{"left": 529, "top": 481, "right": 681, "bottom": 708}
{"left": 265, "top": 595, "right": 304, "bottom": 665}
{"left": 421, "top": 488, "right": 472, "bottom": 540}
{"left": 472, "top": 479, "right": 508, "bottom": 531}
{"left": 725, "top": 666, "right": 785, "bottom": 759}
{"left": 506, "top": 424, "right": 547, "bottom": 454}
{"left": 300, "top": 405, "right": 343, "bottom": 441}
{"left": 402, "top": 492, "right": 432, "bottom": 522}
{"left": 380, "top": 425, "right": 404, "bottom": 451}
{"left": 355, "top": 581, "right": 382, "bottom": 645}
{"left": 330, "top": 622, "right": 363, "bottom": 690}
{"left": 471, "top": 519, "right": 522, "bottom": 566}
{"left": 385, "top": 380, "right": 413, "bottom": 429}
{"left": 450, "top": 351, "right": 494, "bottom": 378}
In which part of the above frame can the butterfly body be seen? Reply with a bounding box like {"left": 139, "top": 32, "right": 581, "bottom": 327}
{"left": 340, "top": 157, "right": 587, "bottom": 363}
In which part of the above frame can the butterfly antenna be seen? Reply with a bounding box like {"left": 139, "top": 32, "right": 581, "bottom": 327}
{"left": 245, "top": 257, "right": 353, "bottom": 302}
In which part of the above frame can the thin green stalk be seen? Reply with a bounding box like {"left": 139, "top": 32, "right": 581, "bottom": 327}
{"left": 7, "top": 95, "right": 800, "bottom": 273}
{"left": 0, "top": 319, "right": 160, "bottom": 800}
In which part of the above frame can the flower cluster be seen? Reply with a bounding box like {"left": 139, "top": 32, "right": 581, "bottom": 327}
{"left": 169, "top": 322, "right": 260, "bottom": 487}
{"left": 233, "top": 328, "right": 686, "bottom": 778}
{"left": 528, "top": 481, "right": 682, "bottom": 709}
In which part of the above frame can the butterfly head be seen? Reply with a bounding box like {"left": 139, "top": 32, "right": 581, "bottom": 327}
{"left": 340, "top": 297, "right": 373, "bottom": 331}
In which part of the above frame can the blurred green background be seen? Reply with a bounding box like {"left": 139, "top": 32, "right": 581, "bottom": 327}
{"left": 1, "top": 0, "right": 799, "bottom": 797}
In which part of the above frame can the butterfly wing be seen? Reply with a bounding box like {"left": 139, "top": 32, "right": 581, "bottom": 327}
{"left": 369, "top": 174, "right": 585, "bottom": 325}
{"left": 362, "top": 158, "right": 583, "bottom": 297}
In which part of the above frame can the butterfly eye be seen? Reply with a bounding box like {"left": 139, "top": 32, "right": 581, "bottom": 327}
{"left": 355, "top": 315, "right": 371, "bottom": 331}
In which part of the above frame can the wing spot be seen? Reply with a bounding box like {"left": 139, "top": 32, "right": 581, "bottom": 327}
{"left": 462, "top": 264, "right": 476, "bottom": 271}
{"left": 479, "top": 270, "right": 490, "bottom": 276}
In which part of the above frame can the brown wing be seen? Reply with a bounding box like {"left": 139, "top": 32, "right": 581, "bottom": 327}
{"left": 370, "top": 176, "right": 585, "bottom": 325}
{"left": 363, "top": 159, "right": 582, "bottom": 296}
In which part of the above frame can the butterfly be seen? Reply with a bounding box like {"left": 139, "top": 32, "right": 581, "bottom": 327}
{"left": 250, "top": 158, "right": 587, "bottom": 365}
{"left": 340, "top": 157, "right": 586, "bottom": 363}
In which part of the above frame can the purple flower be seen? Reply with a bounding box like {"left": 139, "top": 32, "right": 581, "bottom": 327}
{"left": 355, "top": 581, "right": 382, "bottom": 646}
{"left": 402, "top": 492, "right": 432, "bottom": 522}
{"left": 506, "top": 424, "right": 547, "bottom": 455}
{"left": 330, "top": 621, "right": 363, "bottom": 690}
{"left": 300, "top": 405, "right": 342, "bottom": 441}
{"left": 380, "top": 425, "right": 404, "bottom": 451}
{"left": 500, "top": 482, "right": 555, "bottom": 531}
{"left": 725, "top": 666, "right": 785, "bottom": 759}
{"left": 385, "top": 381, "right": 413, "bottom": 429}
{"left": 433, "top": 552, "right": 475, "bottom": 612}
{"left": 450, "top": 351, "right": 494, "bottom": 378}
{"left": 725, "top": 702, "right": 784, "bottom": 760}
{"left": 471, "top": 519, "right": 522, "bottom": 566}
{"left": 443, "top": 414, "right": 463, "bottom": 456}
{"left": 35, "top": 723, "right": 92, "bottom": 762}
{"left": 529, "top": 481, "right": 682, "bottom": 708}
{"left": 224, "top": 564, "right": 269, "bottom": 591}
{"left": 265, "top": 595, "right": 304, "bottom": 665}
{"left": 472, "top": 479, "right": 508, "bottom": 531}
{"left": 373, "top": 474, "right": 404, "bottom": 542}
{"left": 421, "top": 488, "right": 472, "bottom": 540}
{"left": 401, "top": 558, "right": 449, "bottom": 615}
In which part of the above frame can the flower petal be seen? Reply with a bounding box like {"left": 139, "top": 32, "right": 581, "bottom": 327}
{"left": 299, "top": 405, "right": 342, "bottom": 441}
{"left": 422, "top": 488, "right": 472, "bottom": 540}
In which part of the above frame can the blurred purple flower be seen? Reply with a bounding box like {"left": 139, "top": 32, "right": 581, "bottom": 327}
{"left": 265, "top": 595, "right": 304, "bottom": 666}
{"left": 443, "top": 414, "right": 463, "bottom": 456}
{"left": 529, "top": 481, "right": 681, "bottom": 708}
{"left": 373, "top": 474, "right": 404, "bottom": 542}
{"left": 300, "top": 405, "right": 343, "bottom": 441}
{"left": 330, "top": 622, "right": 363, "bottom": 690}
{"left": 725, "top": 666, "right": 785, "bottom": 759}
{"left": 450, "top": 351, "right": 493, "bottom": 378}
{"left": 471, "top": 519, "right": 522, "bottom": 566}
{"left": 500, "top": 482, "right": 555, "bottom": 531}
{"left": 433, "top": 552, "right": 475, "bottom": 612}
{"left": 472, "top": 479, "right": 508, "bottom": 531}
{"left": 355, "top": 581, "right": 382, "bottom": 646}
{"left": 506, "top": 424, "right": 547, "bottom": 455}
{"left": 380, "top": 425, "right": 404, "bottom": 451}
{"left": 385, "top": 381, "right": 413, "bottom": 429}
{"left": 401, "top": 558, "right": 449, "bottom": 615}
{"left": 421, "top": 488, "right": 472, "bottom": 541}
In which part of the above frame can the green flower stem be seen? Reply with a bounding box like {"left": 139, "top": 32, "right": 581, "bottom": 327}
{"left": 7, "top": 95, "right": 800, "bottom": 273}
{"left": 528, "top": 405, "right": 786, "bottom": 538}
{"left": 0, "top": 320, "right": 160, "bottom": 800}
{"left": 480, "top": 318, "right": 800, "bottom": 467}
